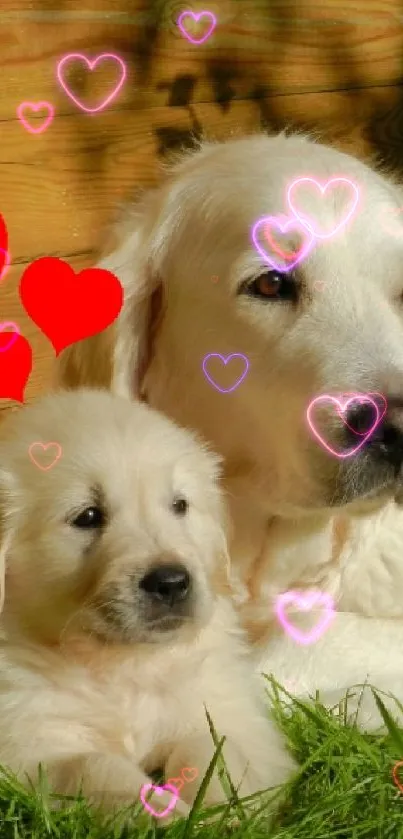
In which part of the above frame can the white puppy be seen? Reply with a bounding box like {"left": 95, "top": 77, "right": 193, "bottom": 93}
{"left": 0, "top": 389, "right": 293, "bottom": 818}
{"left": 56, "top": 134, "right": 403, "bottom": 716}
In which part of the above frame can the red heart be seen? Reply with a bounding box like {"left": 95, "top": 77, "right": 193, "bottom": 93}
{"left": 0, "top": 214, "right": 9, "bottom": 281}
{"left": 19, "top": 257, "right": 123, "bottom": 355}
{"left": 0, "top": 331, "right": 32, "bottom": 403}
{"left": 392, "top": 760, "right": 403, "bottom": 793}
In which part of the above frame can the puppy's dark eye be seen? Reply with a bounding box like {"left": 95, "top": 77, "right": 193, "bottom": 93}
{"left": 72, "top": 506, "right": 105, "bottom": 529}
{"left": 172, "top": 497, "right": 188, "bottom": 516}
{"left": 241, "top": 271, "right": 297, "bottom": 302}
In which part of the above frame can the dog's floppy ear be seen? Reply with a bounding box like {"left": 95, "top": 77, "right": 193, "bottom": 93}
{"left": 56, "top": 194, "right": 165, "bottom": 400}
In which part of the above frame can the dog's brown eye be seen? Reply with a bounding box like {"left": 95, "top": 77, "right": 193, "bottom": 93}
{"left": 172, "top": 497, "right": 188, "bottom": 516}
{"left": 72, "top": 506, "right": 105, "bottom": 529}
{"left": 242, "top": 271, "right": 297, "bottom": 302}
{"left": 255, "top": 273, "right": 282, "bottom": 297}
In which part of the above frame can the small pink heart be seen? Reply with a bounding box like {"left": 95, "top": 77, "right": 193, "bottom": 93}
{"left": 251, "top": 215, "right": 315, "bottom": 272}
{"left": 276, "top": 590, "right": 335, "bottom": 645}
{"left": 0, "top": 322, "right": 20, "bottom": 353}
{"left": 306, "top": 393, "right": 385, "bottom": 458}
{"left": 177, "top": 11, "right": 217, "bottom": 45}
{"left": 287, "top": 177, "right": 359, "bottom": 239}
{"left": 57, "top": 53, "right": 126, "bottom": 113}
{"left": 140, "top": 783, "right": 178, "bottom": 819}
{"left": 166, "top": 775, "right": 184, "bottom": 791}
{"left": 17, "top": 101, "right": 54, "bottom": 134}
{"left": 181, "top": 767, "right": 199, "bottom": 783}
{"left": 313, "top": 280, "right": 325, "bottom": 292}
{"left": 28, "top": 442, "right": 62, "bottom": 471}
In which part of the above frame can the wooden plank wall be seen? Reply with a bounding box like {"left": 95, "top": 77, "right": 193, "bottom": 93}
{"left": 1, "top": 0, "right": 403, "bottom": 418}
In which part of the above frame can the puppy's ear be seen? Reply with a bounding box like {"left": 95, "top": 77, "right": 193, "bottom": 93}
{"left": 56, "top": 193, "right": 165, "bottom": 400}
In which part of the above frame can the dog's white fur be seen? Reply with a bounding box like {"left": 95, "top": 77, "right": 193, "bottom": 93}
{"left": 0, "top": 389, "right": 293, "bottom": 817}
{"left": 57, "top": 134, "right": 403, "bottom": 723}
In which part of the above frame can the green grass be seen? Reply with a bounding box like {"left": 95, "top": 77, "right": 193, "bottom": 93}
{"left": 1, "top": 681, "right": 403, "bottom": 839}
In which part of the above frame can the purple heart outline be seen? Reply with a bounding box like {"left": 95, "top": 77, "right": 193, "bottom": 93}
{"left": 202, "top": 353, "right": 249, "bottom": 393}
{"left": 251, "top": 215, "right": 315, "bottom": 272}
{"left": 177, "top": 11, "right": 217, "bottom": 45}
{"left": 0, "top": 321, "right": 20, "bottom": 353}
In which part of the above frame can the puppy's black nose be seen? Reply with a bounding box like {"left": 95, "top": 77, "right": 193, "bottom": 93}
{"left": 139, "top": 564, "right": 191, "bottom": 607}
{"left": 346, "top": 396, "right": 403, "bottom": 468}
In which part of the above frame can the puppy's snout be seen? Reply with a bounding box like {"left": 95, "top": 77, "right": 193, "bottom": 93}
{"left": 346, "top": 396, "right": 403, "bottom": 469}
{"left": 139, "top": 564, "right": 191, "bottom": 607}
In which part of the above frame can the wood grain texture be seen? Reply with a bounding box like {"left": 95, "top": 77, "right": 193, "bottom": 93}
{"left": 1, "top": 0, "right": 403, "bottom": 416}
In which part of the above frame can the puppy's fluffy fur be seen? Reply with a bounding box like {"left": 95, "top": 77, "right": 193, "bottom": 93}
{"left": 0, "top": 389, "right": 293, "bottom": 817}
{"left": 56, "top": 134, "right": 403, "bottom": 716}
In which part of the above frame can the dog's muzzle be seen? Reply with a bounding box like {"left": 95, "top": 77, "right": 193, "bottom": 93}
{"left": 139, "top": 563, "right": 193, "bottom": 627}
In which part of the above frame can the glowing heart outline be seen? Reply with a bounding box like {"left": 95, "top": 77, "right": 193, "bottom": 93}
{"left": 177, "top": 10, "right": 217, "bottom": 45}
{"left": 338, "top": 391, "right": 387, "bottom": 438}
{"left": 202, "top": 353, "right": 249, "bottom": 394}
{"left": 56, "top": 53, "right": 127, "bottom": 114}
{"left": 17, "top": 101, "right": 55, "bottom": 134}
{"left": 166, "top": 775, "right": 184, "bottom": 792}
{"left": 275, "top": 590, "right": 335, "bottom": 645}
{"left": 251, "top": 215, "right": 315, "bottom": 273}
{"left": 181, "top": 766, "right": 199, "bottom": 783}
{"left": 140, "top": 783, "right": 179, "bottom": 819}
{"left": 0, "top": 322, "right": 20, "bottom": 353}
{"left": 306, "top": 393, "right": 385, "bottom": 459}
{"left": 287, "top": 177, "right": 360, "bottom": 240}
{"left": 28, "top": 442, "right": 62, "bottom": 472}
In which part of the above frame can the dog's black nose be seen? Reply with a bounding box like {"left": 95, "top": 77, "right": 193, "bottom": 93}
{"left": 346, "top": 396, "right": 403, "bottom": 468}
{"left": 139, "top": 564, "right": 191, "bottom": 607}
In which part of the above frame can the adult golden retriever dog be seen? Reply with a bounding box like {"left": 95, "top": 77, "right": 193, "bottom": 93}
{"left": 0, "top": 389, "right": 294, "bottom": 816}
{"left": 58, "top": 134, "right": 403, "bottom": 718}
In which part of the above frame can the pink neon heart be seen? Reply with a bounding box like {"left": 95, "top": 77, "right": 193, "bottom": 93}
{"left": 28, "top": 442, "right": 62, "bottom": 472}
{"left": 56, "top": 53, "right": 126, "bottom": 113}
{"left": 275, "top": 590, "right": 335, "bottom": 645}
{"left": 177, "top": 11, "right": 217, "bottom": 45}
{"left": 140, "top": 783, "right": 178, "bottom": 819}
{"left": 287, "top": 177, "right": 359, "bottom": 239}
{"left": 337, "top": 391, "right": 387, "bottom": 438}
{"left": 17, "top": 101, "right": 54, "bottom": 134}
{"left": 251, "top": 215, "right": 315, "bottom": 272}
{"left": 202, "top": 353, "right": 249, "bottom": 393}
{"left": 0, "top": 322, "right": 20, "bottom": 353}
{"left": 306, "top": 393, "right": 384, "bottom": 458}
{"left": 0, "top": 249, "right": 11, "bottom": 283}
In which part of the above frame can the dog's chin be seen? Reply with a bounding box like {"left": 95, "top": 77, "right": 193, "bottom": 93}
{"left": 324, "top": 454, "right": 398, "bottom": 511}
{"left": 86, "top": 609, "right": 209, "bottom": 646}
